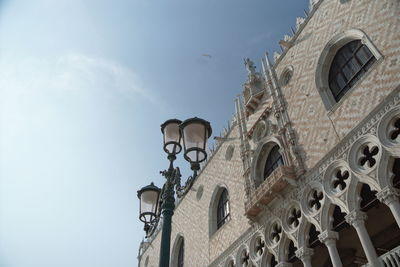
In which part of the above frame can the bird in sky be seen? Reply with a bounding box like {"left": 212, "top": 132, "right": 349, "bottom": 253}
{"left": 202, "top": 54, "right": 212, "bottom": 58}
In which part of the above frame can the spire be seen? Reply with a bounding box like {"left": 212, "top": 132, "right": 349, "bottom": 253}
{"left": 263, "top": 52, "right": 279, "bottom": 89}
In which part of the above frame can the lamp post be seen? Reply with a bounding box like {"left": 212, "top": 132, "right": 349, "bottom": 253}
{"left": 137, "top": 117, "right": 212, "bottom": 267}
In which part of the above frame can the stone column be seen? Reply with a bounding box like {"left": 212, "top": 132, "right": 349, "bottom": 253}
{"left": 377, "top": 187, "right": 400, "bottom": 228}
{"left": 276, "top": 262, "right": 292, "bottom": 267}
{"left": 295, "top": 247, "right": 314, "bottom": 267}
{"left": 318, "top": 230, "right": 343, "bottom": 267}
{"left": 345, "top": 211, "right": 383, "bottom": 267}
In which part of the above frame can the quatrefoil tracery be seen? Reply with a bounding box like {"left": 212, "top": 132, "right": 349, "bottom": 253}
{"left": 270, "top": 223, "right": 282, "bottom": 243}
{"left": 255, "top": 238, "right": 265, "bottom": 256}
{"left": 359, "top": 145, "right": 379, "bottom": 168}
{"left": 308, "top": 190, "right": 324, "bottom": 211}
{"left": 288, "top": 208, "right": 301, "bottom": 228}
{"left": 241, "top": 251, "right": 250, "bottom": 266}
{"left": 333, "top": 169, "right": 349, "bottom": 191}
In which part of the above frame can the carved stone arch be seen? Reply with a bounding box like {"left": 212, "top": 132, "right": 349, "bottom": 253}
{"left": 236, "top": 243, "right": 251, "bottom": 267}
{"left": 223, "top": 256, "right": 236, "bottom": 267}
{"left": 296, "top": 220, "right": 313, "bottom": 249}
{"left": 277, "top": 233, "right": 295, "bottom": 263}
{"left": 260, "top": 250, "right": 278, "bottom": 267}
{"left": 348, "top": 134, "right": 383, "bottom": 190}
{"left": 315, "top": 29, "right": 383, "bottom": 110}
{"left": 323, "top": 159, "right": 357, "bottom": 213}
{"left": 301, "top": 182, "right": 332, "bottom": 232}
{"left": 170, "top": 233, "right": 184, "bottom": 267}
{"left": 277, "top": 234, "right": 298, "bottom": 263}
{"left": 264, "top": 218, "right": 283, "bottom": 250}
{"left": 209, "top": 183, "right": 230, "bottom": 237}
{"left": 377, "top": 103, "right": 400, "bottom": 155}
{"left": 251, "top": 136, "right": 287, "bottom": 187}
{"left": 249, "top": 230, "right": 266, "bottom": 262}
{"left": 377, "top": 149, "right": 398, "bottom": 190}
{"left": 281, "top": 200, "right": 302, "bottom": 247}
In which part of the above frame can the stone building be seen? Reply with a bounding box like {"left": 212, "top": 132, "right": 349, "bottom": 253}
{"left": 138, "top": 0, "right": 400, "bottom": 266}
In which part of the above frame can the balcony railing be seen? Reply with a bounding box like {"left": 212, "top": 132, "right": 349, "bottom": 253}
{"left": 361, "top": 245, "right": 400, "bottom": 267}
{"left": 381, "top": 245, "right": 400, "bottom": 267}
{"left": 245, "top": 165, "right": 296, "bottom": 217}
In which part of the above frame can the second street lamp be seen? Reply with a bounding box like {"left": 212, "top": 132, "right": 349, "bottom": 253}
{"left": 137, "top": 117, "right": 212, "bottom": 267}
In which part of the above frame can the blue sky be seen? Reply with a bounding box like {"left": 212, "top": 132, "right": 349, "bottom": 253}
{"left": 0, "top": 0, "right": 308, "bottom": 266}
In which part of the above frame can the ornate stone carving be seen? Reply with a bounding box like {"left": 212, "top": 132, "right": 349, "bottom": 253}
{"left": 345, "top": 210, "right": 368, "bottom": 227}
{"left": 318, "top": 230, "right": 339, "bottom": 244}
{"left": 295, "top": 247, "right": 314, "bottom": 260}
{"left": 376, "top": 187, "right": 400, "bottom": 205}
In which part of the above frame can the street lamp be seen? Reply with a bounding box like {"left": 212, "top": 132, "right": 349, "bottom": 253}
{"left": 137, "top": 182, "right": 161, "bottom": 235}
{"left": 137, "top": 117, "right": 212, "bottom": 267}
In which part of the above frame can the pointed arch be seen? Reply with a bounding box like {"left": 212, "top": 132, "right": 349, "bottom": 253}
{"left": 251, "top": 137, "right": 288, "bottom": 188}
{"left": 170, "top": 234, "right": 185, "bottom": 267}
{"left": 209, "top": 184, "right": 231, "bottom": 236}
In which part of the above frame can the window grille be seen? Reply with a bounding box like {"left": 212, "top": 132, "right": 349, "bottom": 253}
{"left": 263, "top": 145, "right": 284, "bottom": 180}
{"left": 329, "top": 40, "right": 376, "bottom": 102}
{"left": 217, "top": 189, "right": 230, "bottom": 229}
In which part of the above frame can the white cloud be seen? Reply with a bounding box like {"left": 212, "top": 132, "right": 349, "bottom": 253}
{"left": 0, "top": 53, "right": 158, "bottom": 104}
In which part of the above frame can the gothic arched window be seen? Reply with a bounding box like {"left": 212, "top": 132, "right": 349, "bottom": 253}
{"left": 177, "top": 239, "right": 184, "bottom": 267}
{"left": 264, "top": 145, "right": 284, "bottom": 179}
{"left": 217, "top": 188, "right": 230, "bottom": 229}
{"left": 328, "top": 40, "right": 376, "bottom": 102}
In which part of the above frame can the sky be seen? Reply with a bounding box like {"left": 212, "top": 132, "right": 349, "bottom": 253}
{"left": 0, "top": 0, "right": 308, "bottom": 266}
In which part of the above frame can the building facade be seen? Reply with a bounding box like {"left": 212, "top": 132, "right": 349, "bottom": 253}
{"left": 138, "top": 0, "right": 400, "bottom": 266}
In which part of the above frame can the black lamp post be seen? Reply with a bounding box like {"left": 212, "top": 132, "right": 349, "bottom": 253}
{"left": 137, "top": 117, "right": 212, "bottom": 267}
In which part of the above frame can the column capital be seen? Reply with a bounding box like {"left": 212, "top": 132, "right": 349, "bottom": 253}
{"left": 318, "top": 230, "right": 339, "bottom": 244}
{"left": 345, "top": 210, "right": 367, "bottom": 227}
{"left": 295, "top": 247, "right": 314, "bottom": 259}
{"left": 377, "top": 187, "right": 400, "bottom": 206}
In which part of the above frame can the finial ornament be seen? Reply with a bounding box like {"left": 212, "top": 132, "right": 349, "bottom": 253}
{"left": 244, "top": 58, "right": 256, "bottom": 76}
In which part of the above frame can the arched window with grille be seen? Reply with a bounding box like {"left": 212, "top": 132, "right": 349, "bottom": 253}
{"left": 264, "top": 145, "right": 284, "bottom": 180}
{"left": 177, "top": 238, "right": 184, "bottom": 267}
{"left": 217, "top": 188, "right": 230, "bottom": 229}
{"left": 328, "top": 40, "right": 376, "bottom": 102}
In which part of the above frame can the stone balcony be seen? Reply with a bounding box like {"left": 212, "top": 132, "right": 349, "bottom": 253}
{"left": 245, "top": 165, "right": 296, "bottom": 217}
